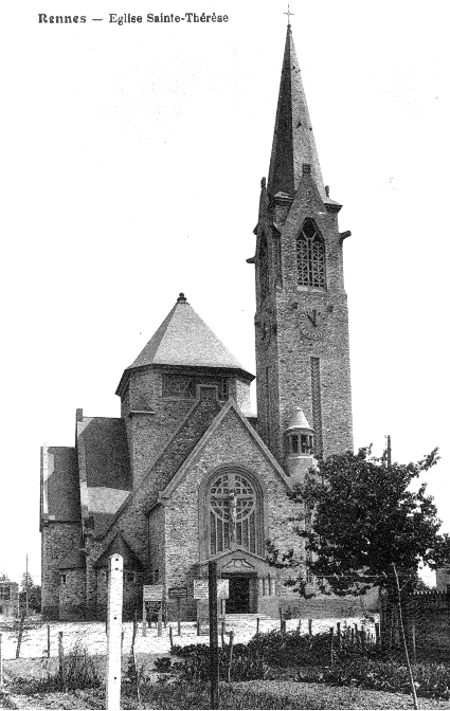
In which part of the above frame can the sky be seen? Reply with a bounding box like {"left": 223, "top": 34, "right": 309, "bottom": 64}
{"left": 1, "top": 0, "right": 449, "bottom": 586}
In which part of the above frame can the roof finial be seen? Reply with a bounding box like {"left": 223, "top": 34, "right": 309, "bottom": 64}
{"left": 177, "top": 292, "right": 187, "bottom": 303}
{"left": 283, "top": 3, "right": 294, "bottom": 25}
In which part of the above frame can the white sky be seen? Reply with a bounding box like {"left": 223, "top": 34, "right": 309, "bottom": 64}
{"left": 1, "top": 0, "right": 449, "bottom": 586}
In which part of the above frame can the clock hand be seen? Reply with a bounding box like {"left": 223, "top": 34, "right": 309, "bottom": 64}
{"left": 307, "top": 310, "right": 317, "bottom": 327}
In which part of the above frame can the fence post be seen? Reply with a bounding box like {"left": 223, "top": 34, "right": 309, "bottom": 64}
{"left": 157, "top": 604, "right": 162, "bottom": 637}
{"left": 226, "top": 630, "right": 235, "bottom": 683}
{"left": 256, "top": 617, "right": 260, "bottom": 636}
{"left": 106, "top": 553, "right": 124, "bottom": 711}
{"left": 47, "top": 624, "right": 51, "bottom": 658}
{"left": 208, "top": 560, "right": 219, "bottom": 710}
{"left": 0, "top": 633, "right": 4, "bottom": 690}
{"left": 15, "top": 610, "right": 25, "bottom": 659}
{"left": 308, "top": 618, "right": 313, "bottom": 636}
{"left": 58, "top": 632, "right": 66, "bottom": 690}
{"left": 336, "top": 621, "right": 341, "bottom": 649}
{"left": 330, "top": 627, "right": 334, "bottom": 666}
{"left": 169, "top": 626, "right": 174, "bottom": 651}
{"left": 375, "top": 621, "right": 380, "bottom": 648}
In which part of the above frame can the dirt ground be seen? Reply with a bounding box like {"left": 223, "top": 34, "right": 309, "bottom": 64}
{"left": 0, "top": 615, "right": 376, "bottom": 660}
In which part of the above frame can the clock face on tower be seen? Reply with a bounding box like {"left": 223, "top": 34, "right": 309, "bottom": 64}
{"left": 299, "top": 309, "right": 326, "bottom": 340}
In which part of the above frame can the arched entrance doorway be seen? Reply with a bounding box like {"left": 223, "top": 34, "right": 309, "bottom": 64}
{"left": 224, "top": 573, "right": 257, "bottom": 614}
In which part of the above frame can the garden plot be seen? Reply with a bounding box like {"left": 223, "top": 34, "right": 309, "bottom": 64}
{"left": 0, "top": 615, "right": 377, "bottom": 659}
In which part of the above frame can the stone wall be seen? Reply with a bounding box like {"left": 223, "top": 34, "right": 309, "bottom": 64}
{"left": 254, "top": 174, "right": 353, "bottom": 463}
{"left": 41, "top": 522, "right": 83, "bottom": 619}
{"left": 59, "top": 569, "right": 86, "bottom": 620}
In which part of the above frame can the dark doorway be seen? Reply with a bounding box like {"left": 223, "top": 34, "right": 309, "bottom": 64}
{"left": 226, "top": 576, "right": 250, "bottom": 614}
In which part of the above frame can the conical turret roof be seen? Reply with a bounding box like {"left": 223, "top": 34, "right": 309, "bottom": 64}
{"left": 116, "top": 294, "right": 253, "bottom": 394}
{"left": 268, "top": 24, "right": 326, "bottom": 201}
{"left": 286, "top": 406, "right": 314, "bottom": 432}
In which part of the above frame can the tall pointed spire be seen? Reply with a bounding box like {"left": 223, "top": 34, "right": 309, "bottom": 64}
{"left": 267, "top": 24, "right": 326, "bottom": 201}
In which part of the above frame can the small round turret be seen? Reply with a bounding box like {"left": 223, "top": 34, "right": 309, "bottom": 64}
{"left": 285, "top": 406, "right": 316, "bottom": 482}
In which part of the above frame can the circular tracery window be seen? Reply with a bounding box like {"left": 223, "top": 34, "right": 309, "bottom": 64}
{"left": 209, "top": 471, "right": 257, "bottom": 555}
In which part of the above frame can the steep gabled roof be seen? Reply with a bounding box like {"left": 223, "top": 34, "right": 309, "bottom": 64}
{"left": 116, "top": 294, "right": 253, "bottom": 394}
{"left": 161, "top": 399, "right": 293, "bottom": 500}
{"left": 94, "top": 532, "right": 144, "bottom": 570}
{"left": 96, "top": 396, "right": 222, "bottom": 540}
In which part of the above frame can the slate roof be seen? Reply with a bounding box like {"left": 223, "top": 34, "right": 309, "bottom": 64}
{"left": 116, "top": 294, "right": 253, "bottom": 394}
{"left": 94, "top": 532, "right": 144, "bottom": 570}
{"left": 268, "top": 24, "right": 330, "bottom": 203}
{"left": 57, "top": 550, "right": 85, "bottom": 570}
{"left": 46, "top": 447, "right": 81, "bottom": 522}
{"left": 78, "top": 417, "right": 132, "bottom": 490}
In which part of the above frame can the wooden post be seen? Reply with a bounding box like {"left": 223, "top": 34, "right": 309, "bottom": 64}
{"left": 131, "top": 617, "right": 138, "bottom": 656}
{"left": 392, "top": 563, "right": 418, "bottom": 710}
{"left": 354, "top": 623, "right": 359, "bottom": 650}
{"left": 375, "top": 621, "right": 381, "bottom": 647}
{"left": 226, "top": 630, "right": 234, "bottom": 683}
{"left": 169, "top": 626, "right": 174, "bottom": 651}
{"left": 25, "top": 554, "right": 29, "bottom": 618}
{"left": 256, "top": 617, "right": 260, "bottom": 636}
{"left": 47, "top": 624, "right": 51, "bottom": 658}
{"left": 142, "top": 597, "right": 147, "bottom": 637}
{"left": 336, "top": 621, "right": 341, "bottom": 649}
{"left": 0, "top": 633, "right": 4, "bottom": 690}
{"left": 208, "top": 560, "right": 219, "bottom": 709}
{"left": 330, "top": 627, "right": 334, "bottom": 666}
{"left": 297, "top": 618, "right": 302, "bottom": 633}
{"left": 197, "top": 615, "right": 201, "bottom": 636}
{"left": 221, "top": 620, "right": 225, "bottom": 648}
{"left": 58, "top": 632, "right": 66, "bottom": 690}
{"left": 16, "top": 610, "right": 25, "bottom": 659}
{"left": 106, "top": 553, "right": 124, "bottom": 711}
{"left": 308, "top": 618, "right": 312, "bottom": 636}
{"left": 177, "top": 598, "right": 181, "bottom": 637}
{"left": 157, "top": 605, "right": 163, "bottom": 637}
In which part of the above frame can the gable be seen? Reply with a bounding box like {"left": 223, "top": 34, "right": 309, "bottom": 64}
{"left": 161, "top": 400, "right": 292, "bottom": 502}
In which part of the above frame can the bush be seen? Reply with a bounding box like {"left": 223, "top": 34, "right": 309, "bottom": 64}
{"left": 13, "top": 644, "right": 102, "bottom": 694}
{"left": 299, "top": 658, "right": 450, "bottom": 701}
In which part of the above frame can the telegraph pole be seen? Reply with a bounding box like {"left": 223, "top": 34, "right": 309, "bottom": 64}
{"left": 208, "top": 560, "right": 219, "bottom": 709}
{"left": 25, "top": 554, "right": 29, "bottom": 617}
{"left": 386, "top": 435, "right": 392, "bottom": 467}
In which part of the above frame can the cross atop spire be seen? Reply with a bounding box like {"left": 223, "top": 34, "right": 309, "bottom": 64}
{"left": 267, "top": 23, "right": 327, "bottom": 202}
{"left": 283, "top": 3, "right": 294, "bottom": 25}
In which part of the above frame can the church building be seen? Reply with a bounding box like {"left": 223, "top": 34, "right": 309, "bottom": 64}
{"left": 40, "top": 24, "right": 359, "bottom": 621}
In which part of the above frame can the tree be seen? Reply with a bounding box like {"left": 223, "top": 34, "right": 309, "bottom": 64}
{"left": 283, "top": 446, "right": 446, "bottom": 596}
{"left": 19, "top": 572, "right": 41, "bottom": 613}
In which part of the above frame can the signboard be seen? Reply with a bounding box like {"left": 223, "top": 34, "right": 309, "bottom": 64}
{"left": 143, "top": 584, "right": 164, "bottom": 601}
{"left": 168, "top": 586, "right": 188, "bottom": 599}
{"left": 193, "top": 579, "right": 209, "bottom": 600}
{"left": 218, "top": 580, "right": 229, "bottom": 600}
{"left": 193, "top": 579, "right": 229, "bottom": 600}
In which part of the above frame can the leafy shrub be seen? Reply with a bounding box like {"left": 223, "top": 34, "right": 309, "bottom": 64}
{"left": 298, "top": 657, "right": 450, "bottom": 700}
{"left": 13, "top": 644, "right": 102, "bottom": 694}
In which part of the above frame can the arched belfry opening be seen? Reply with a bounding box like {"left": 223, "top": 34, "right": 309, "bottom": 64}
{"left": 296, "top": 219, "right": 326, "bottom": 289}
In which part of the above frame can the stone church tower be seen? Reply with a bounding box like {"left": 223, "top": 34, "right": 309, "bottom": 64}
{"left": 251, "top": 24, "right": 353, "bottom": 464}
{"left": 39, "top": 24, "right": 367, "bottom": 622}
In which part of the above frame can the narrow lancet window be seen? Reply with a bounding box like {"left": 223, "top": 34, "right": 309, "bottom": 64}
{"left": 259, "top": 234, "right": 270, "bottom": 299}
{"left": 296, "top": 220, "right": 326, "bottom": 289}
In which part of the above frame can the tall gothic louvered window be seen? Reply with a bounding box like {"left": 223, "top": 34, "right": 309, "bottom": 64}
{"left": 259, "top": 234, "right": 270, "bottom": 299}
{"left": 296, "top": 219, "right": 326, "bottom": 288}
{"left": 209, "top": 471, "right": 257, "bottom": 555}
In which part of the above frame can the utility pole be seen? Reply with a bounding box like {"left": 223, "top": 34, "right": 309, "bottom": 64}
{"left": 25, "top": 554, "right": 29, "bottom": 618}
{"left": 208, "top": 560, "right": 219, "bottom": 709}
{"left": 385, "top": 435, "right": 392, "bottom": 467}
